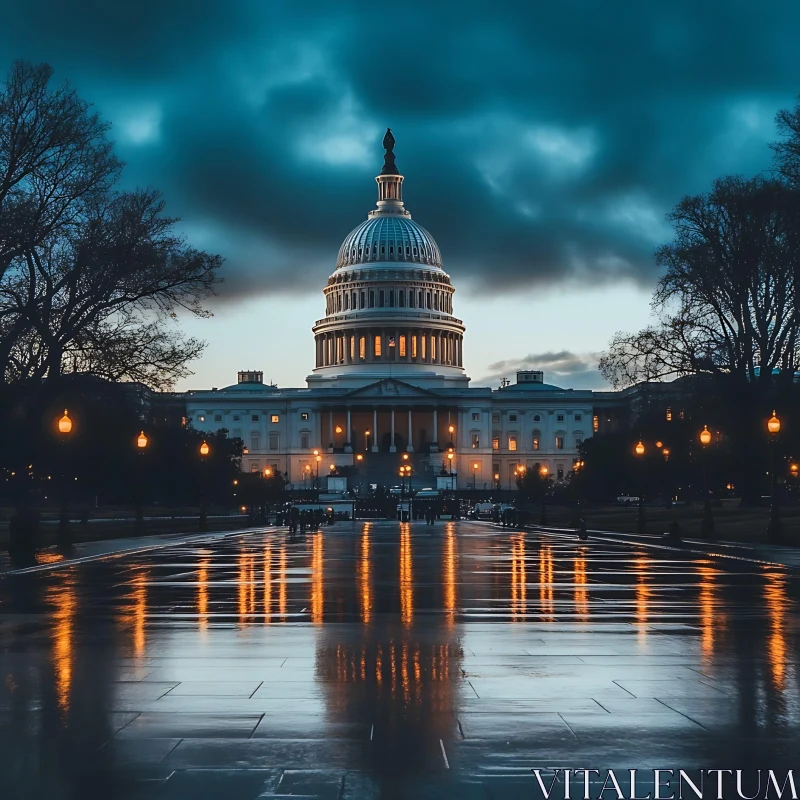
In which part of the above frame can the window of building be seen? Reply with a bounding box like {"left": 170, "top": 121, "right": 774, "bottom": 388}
{"left": 575, "top": 414, "right": 582, "bottom": 422}
{"left": 301, "top": 413, "right": 309, "bottom": 421}
{"left": 350, "top": 336, "right": 355, "bottom": 361}
{"left": 492, "top": 437, "right": 499, "bottom": 451}
{"left": 555, "top": 436, "right": 564, "bottom": 450}
{"left": 472, "top": 413, "right": 480, "bottom": 421}
{"left": 250, "top": 462, "right": 260, "bottom": 473}
{"left": 492, "top": 413, "right": 500, "bottom": 424}
{"left": 214, "top": 414, "right": 222, "bottom": 422}
{"left": 251, "top": 415, "right": 259, "bottom": 422}
{"left": 399, "top": 291, "right": 405, "bottom": 307}
{"left": 593, "top": 415, "right": 599, "bottom": 432}
{"left": 575, "top": 435, "right": 583, "bottom": 447}
{"left": 509, "top": 414, "right": 517, "bottom": 422}
{"left": 431, "top": 336, "right": 436, "bottom": 361}
{"left": 379, "top": 290, "right": 385, "bottom": 307}
{"left": 411, "top": 335, "right": 417, "bottom": 359}
{"left": 269, "top": 433, "right": 279, "bottom": 450}
{"left": 198, "top": 415, "right": 205, "bottom": 422}
{"left": 532, "top": 432, "right": 540, "bottom": 450}
{"left": 300, "top": 432, "right": 310, "bottom": 449}
{"left": 374, "top": 336, "right": 382, "bottom": 358}
{"left": 369, "top": 291, "right": 375, "bottom": 308}
{"left": 251, "top": 434, "right": 260, "bottom": 450}
{"left": 557, "top": 414, "right": 564, "bottom": 422}
{"left": 472, "top": 433, "right": 480, "bottom": 448}
{"left": 533, "top": 414, "right": 541, "bottom": 422}
{"left": 508, "top": 434, "right": 517, "bottom": 451}
{"left": 271, "top": 414, "right": 279, "bottom": 423}
{"left": 399, "top": 335, "right": 406, "bottom": 357}
{"left": 233, "top": 415, "right": 240, "bottom": 422}
{"left": 557, "top": 466, "right": 564, "bottom": 480}
{"left": 421, "top": 336, "right": 426, "bottom": 360}
{"left": 359, "top": 336, "right": 365, "bottom": 360}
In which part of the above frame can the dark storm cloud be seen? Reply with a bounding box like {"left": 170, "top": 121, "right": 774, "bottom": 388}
{"left": 3, "top": 0, "right": 799, "bottom": 304}
{"left": 478, "top": 351, "right": 604, "bottom": 390}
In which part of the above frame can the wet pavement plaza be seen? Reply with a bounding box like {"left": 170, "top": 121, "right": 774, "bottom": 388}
{"left": 0, "top": 520, "right": 798, "bottom": 799}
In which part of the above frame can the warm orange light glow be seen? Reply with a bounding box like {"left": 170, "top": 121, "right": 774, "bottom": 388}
{"left": 473, "top": 462, "right": 479, "bottom": 471}
{"left": 448, "top": 424, "right": 455, "bottom": 434}
{"left": 447, "top": 452, "right": 453, "bottom": 461}
{"left": 511, "top": 532, "right": 526, "bottom": 621}
{"left": 356, "top": 454, "right": 363, "bottom": 462}
{"left": 329, "top": 463, "right": 335, "bottom": 471}
{"left": 539, "top": 464, "right": 548, "bottom": 476}
{"left": 402, "top": 453, "right": 409, "bottom": 461}
{"left": 655, "top": 441, "right": 663, "bottom": 449}
{"left": 137, "top": 431, "right": 148, "bottom": 449}
{"left": 315, "top": 455, "right": 322, "bottom": 463}
{"left": 335, "top": 425, "right": 342, "bottom": 434}
{"left": 494, "top": 473, "right": 500, "bottom": 480}
{"left": 400, "top": 523, "right": 413, "bottom": 627}
{"left": 768, "top": 411, "right": 781, "bottom": 435}
{"left": 635, "top": 440, "right": 645, "bottom": 456}
{"left": 700, "top": 425, "right": 712, "bottom": 446}
{"left": 264, "top": 467, "right": 272, "bottom": 476}
{"left": 233, "top": 478, "right": 238, "bottom": 485}
{"left": 311, "top": 531, "right": 324, "bottom": 624}
{"left": 516, "top": 464, "right": 526, "bottom": 474}
{"left": 662, "top": 448, "right": 670, "bottom": 459}
{"left": 313, "top": 449, "right": 319, "bottom": 456}
{"left": 58, "top": 409, "right": 73, "bottom": 435}
{"left": 305, "top": 464, "right": 311, "bottom": 472}
{"left": 790, "top": 462, "right": 799, "bottom": 477}
{"left": 200, "top": 440, "right": 210, "bottom": 456}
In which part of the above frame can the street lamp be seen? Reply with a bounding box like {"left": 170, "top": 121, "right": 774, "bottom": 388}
{"left": 57, "top": 409, "right": 74, "bottom": 548}
{"left": 364, "top": 430, "right": 370, "bottom": 451}
{"left": 767, "top": 410, "right": 782, "bottom": 542}
{"left": 538, "top": 464, "right": 548, "bottom": 525}
{"left": 448, "top": 424, "right": 455, "bottom": 448}
{"left": 356, "top": 453, "right": 364, "bottom": 462}
{"left": 494, "top": 472, "right": 500, "bottom": 490}
{"left": 472, "top": 461, "right": 479, "bottom": 491}
{"left": 199, "top": 440, "right": 210, "bottom": 530}
{"left": 699, "top": 425, "right": 714, "bottom": 538}
{"left": 634, "top": 440, "right": 646, "bottom": 533}
{"left": 315, "top": 454, "right": 322, "bottom": 489}
{"left": 135, "top": 431, "right": 148, "bottom": 532}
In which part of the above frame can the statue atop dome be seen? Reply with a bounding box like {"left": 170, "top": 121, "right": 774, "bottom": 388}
{"left": 381, "top": 128, "right": 398, "bottom": 174}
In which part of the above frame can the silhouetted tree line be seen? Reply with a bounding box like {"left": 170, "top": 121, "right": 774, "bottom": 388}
{"left": 0, "top": 61, "right": 222, "bottom": 389}
{"left": 0, "top": 374, "right": 241, "bottom": 511}
{"left": 599, "top": 95, "right": 800, "bottom": 502}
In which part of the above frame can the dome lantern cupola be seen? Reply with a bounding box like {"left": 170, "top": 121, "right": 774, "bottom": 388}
{"left": 373, "top": 128, "right": 408, "bottom": 218}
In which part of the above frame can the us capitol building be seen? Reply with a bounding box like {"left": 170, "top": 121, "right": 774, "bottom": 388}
{"left": 186, "top": 131, "right": 639, "bottom": 490}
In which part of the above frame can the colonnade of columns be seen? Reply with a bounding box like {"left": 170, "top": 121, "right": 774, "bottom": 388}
{"left": 315, "top": 329, "right": 463, "bottom": 369}
{"left": 322, "top": 407, "right": 448, "bottom": 453}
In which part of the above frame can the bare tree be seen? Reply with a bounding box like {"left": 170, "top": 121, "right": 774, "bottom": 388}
{"left": 0, "top": 62, "right": 221, "bottom": 388}
{"left": 600, "top": 176, "right": 800, "bottom": 390}
{"left": 772, "top": 95, "right": 800, "bottom": 187}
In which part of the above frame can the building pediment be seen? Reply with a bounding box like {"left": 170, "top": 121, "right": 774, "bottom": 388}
{"left": 345, "top": 378, "right": 439, "bottom": 398}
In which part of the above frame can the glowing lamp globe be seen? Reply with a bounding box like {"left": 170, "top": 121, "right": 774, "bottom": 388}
{"left": 58, "top": 409, "right": 73, "bottom": 435}
{"left": 540, "top": 465, "right": 549, "bottom": 476}
{"left": 700, "top": 425, "right": 712, "bottom": 446}
{"left": 634, "top": 441, "right": 645, "bottom": 456}
{"left": 768, "top": 411, "right": 781, "bottom": 435}
{"left": 199, "top": 441, "right": 210, "bottom": 456}
{"left": 137, "top": 431, "right": 148, "bottom": 449}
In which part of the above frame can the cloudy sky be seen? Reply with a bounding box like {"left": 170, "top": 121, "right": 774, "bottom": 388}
{"left": 3, "top": 1, "right": 799, "bottom": 390}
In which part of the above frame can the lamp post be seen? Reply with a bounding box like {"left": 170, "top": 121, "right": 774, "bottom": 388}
{"left": 494, "top": 472, "right": 500, "bottom": 490}
{"left": 472, "top": 461, "right": 479, "bottom": 491}
{"left": 447, "top": 452, "right": 455, "bottom": 489}
{"left": 199, "top": 439, "right": 210, "bottom": 530}
{"left": 539, "top": 463, "right": 548, "bottom": 525}
{"left": 699, "top": 425, "right": 714, "bottom": 538}
{"left": 767, "top": 410, "right": 782, "bottom": 542}
{"left": 135, "top": 431, "right": 148, "bottom": 532}
{"left": 634, "top": 440, "right": 646, "bottom": 534}
{"left": 57, "top": 409, "right": 74, "bottom": 549}
{"left": 448, "top": 424, "right": 455, "bottom": 448}
{"left": 365, "top": 429, "right": 371, "bottom": 452}
{"left": 315, "top": 454, "right": 322, "bottom": 490}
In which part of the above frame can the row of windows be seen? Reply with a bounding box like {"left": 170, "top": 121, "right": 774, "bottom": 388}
{"left": 319, "top": 332, "right": 459, "bottom": 365}
{"left": 344, "top": 242, "right": 434, "bottom": 263}
{"left": 326, "top": 287, "right": 453, "bottom": 315}
{"left": 194, "top": 412, "right": 311, "bottom": 424}
{"left": 496, "top": 462, "right": 570, "bottom": 480}
{"left": 487, "top": 412, "right": 583, "bottom": 424}
{"left": 490, "top": 433, "right": 583, "bottom": 451}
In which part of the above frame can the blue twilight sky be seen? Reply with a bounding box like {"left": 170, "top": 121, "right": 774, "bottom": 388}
{"left": 2, "top": 1, "right": 799, "bottom": 390}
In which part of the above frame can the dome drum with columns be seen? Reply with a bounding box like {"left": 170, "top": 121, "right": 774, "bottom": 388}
{"left": 308, "top": 129, "right": 467, "bottom": 389}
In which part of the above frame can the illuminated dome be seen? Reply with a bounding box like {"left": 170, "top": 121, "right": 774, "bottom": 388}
{"left": 309, "top": 128, "right": 468, "bottom": 389}
{"left": 336, "top": 216, "right": 442, "bottom": 270}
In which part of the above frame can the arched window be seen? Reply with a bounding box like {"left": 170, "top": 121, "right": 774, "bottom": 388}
{"left": 533, "top": 414, "right": 541, "bottom": 422}
{"left": 532, "top": 429, "right": 541, "bottom": 450}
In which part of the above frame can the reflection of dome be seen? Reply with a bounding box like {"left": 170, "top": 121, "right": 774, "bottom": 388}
{"left": 336, "top": 217, "right": 442, "bottom": 270}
